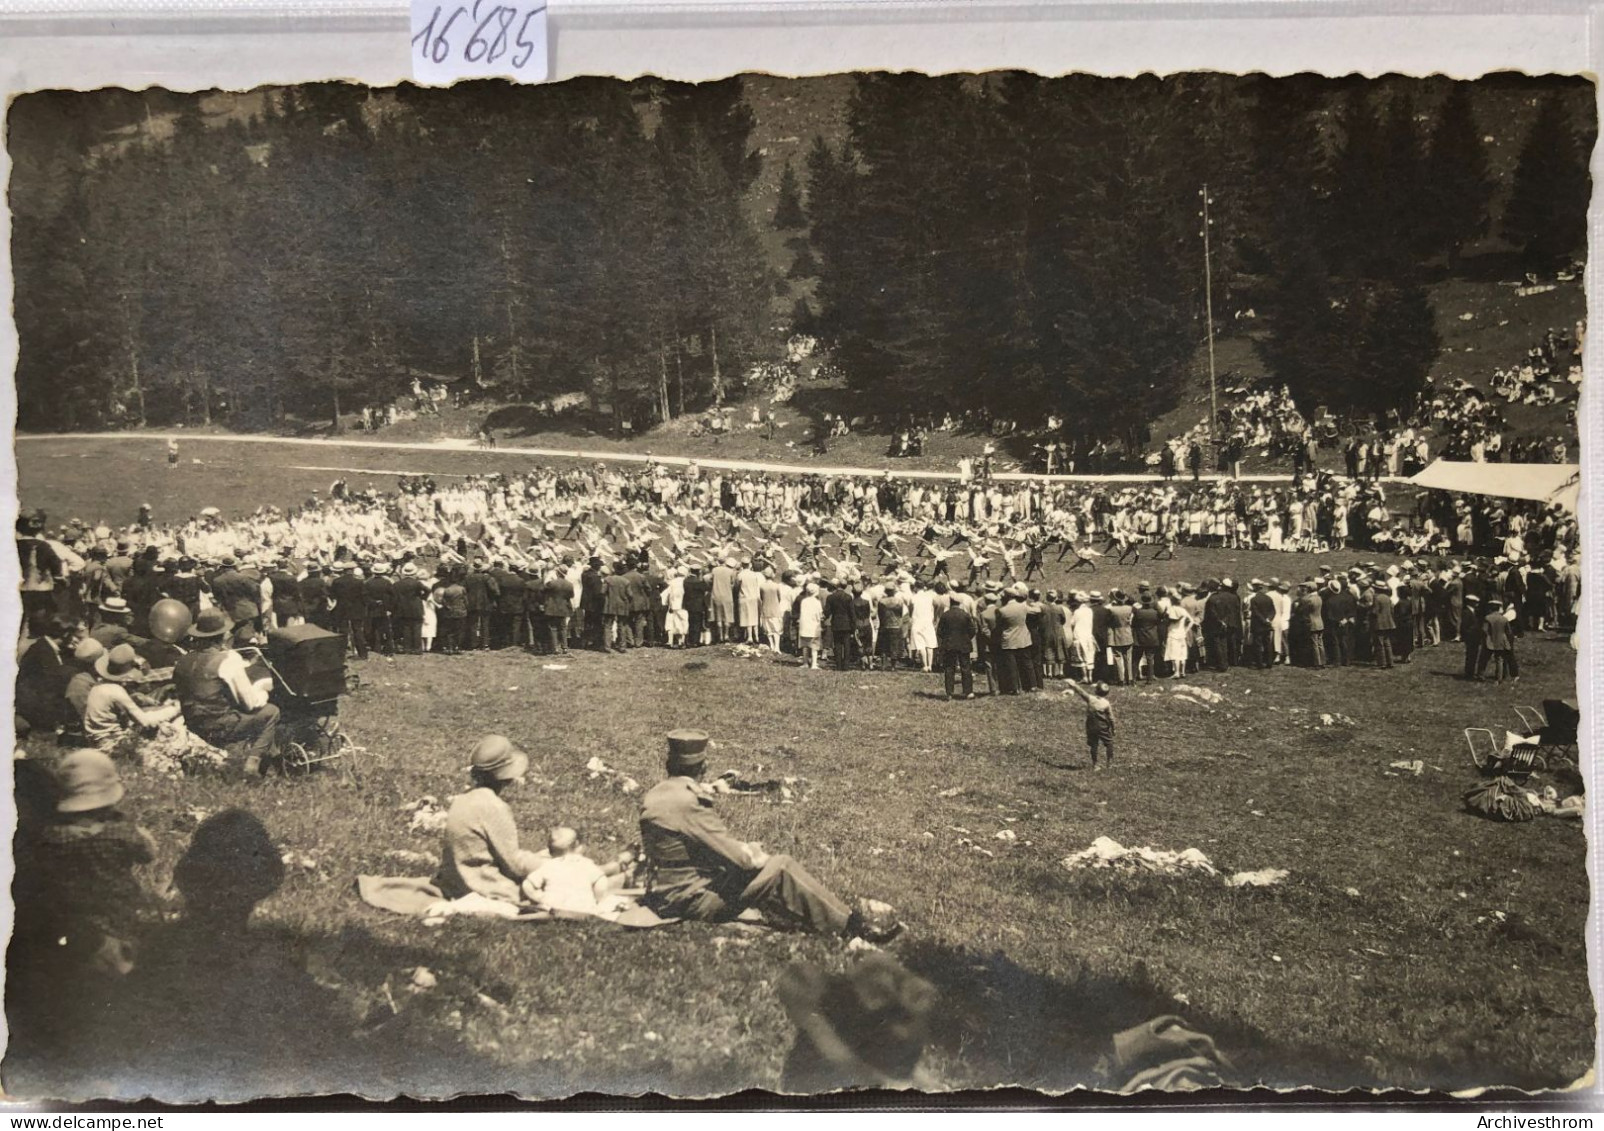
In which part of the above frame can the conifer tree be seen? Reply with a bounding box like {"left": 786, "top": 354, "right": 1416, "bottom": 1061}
{"left": 1503, "top": 92, "right": 1591, "bottom": 267}
{"left": 1419, "top": 83, "right": 1492, "bottom": 265}
{"left": 773, "top": 158, "right": 806, "bottom": 229}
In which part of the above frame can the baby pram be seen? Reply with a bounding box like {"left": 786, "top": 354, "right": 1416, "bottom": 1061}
{"left": 242, "top": 625, "right": 368, "bottom": 778}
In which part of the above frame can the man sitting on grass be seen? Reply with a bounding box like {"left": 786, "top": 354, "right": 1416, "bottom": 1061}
{"left": 639, "top": 730, "right": 903, "bottom": 943}
{"left": 173, "top": 609, "right": 280, "bottom": 777}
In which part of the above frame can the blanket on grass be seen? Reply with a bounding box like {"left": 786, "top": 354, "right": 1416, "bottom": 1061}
{"left": 355, "top": 875, "right": 678, "bottom": 929}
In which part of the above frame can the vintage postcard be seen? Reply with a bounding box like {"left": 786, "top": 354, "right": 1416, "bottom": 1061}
{"left": 3, "top": 60, "right": 1594, "bottom": 1101}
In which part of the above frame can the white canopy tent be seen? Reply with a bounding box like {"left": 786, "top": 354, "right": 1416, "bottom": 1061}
{"left": 1408, "top": 459, "right": 1580, "bottom": 513}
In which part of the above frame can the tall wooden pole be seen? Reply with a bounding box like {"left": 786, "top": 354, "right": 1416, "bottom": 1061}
{"left": 1200, "top": 184, "right": 1218, "bottom": 444}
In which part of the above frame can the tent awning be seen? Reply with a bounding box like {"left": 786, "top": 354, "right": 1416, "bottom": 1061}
{"left": 1408, "top": 459, "right": 1579, "bottom": 510}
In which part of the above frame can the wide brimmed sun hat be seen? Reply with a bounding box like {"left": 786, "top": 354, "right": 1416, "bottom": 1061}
{"left": 94, "top": 643, "right": 143, "bottom": 683}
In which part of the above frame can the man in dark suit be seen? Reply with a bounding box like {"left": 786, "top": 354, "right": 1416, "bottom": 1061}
{"left": 393, "top": 562, "right": 430, "bottom": 655}
{"left": 1089, "top": 592, "right": 1114, "bottom": 682}
{"left": 489, "top": 560, "right": 525, "bottom": 649}
{"left": 1131, "top": 591, "right": 1163, "bottom": 683}
{"left": 463, "top": 561, "right": 499, "bottom": 651}
{"left": 623, "top": 560, "right": 653, "bottom": 649}
{"left": 266, "top": 557, "right": 304, "bottom": 629}
{"left": 823, "top": 581, "right": 855, "bottom": 670}
{"left": 603, "top": 564, "right": 633, "bottom": 652}
{"left": 16, "top": 613, "right": 79, "bottom": 732}
{"left": 683, "top": 565, "right": 711, "bottom": 648}
{"left": 122, "top": 555, "right": 163, "bottom": 640}
{"left": 1201, "top": 580, "right": 1234, "bottom": 672}
{"left": 647, "top": 564, "right": 670, "bottom": 647}
{"left": 1502, "top": 557, "right": 1530, "bottom": 634}
{"left": 1323, "top": 578, "right": 1357, "bottom": 667}
{"left": 542, "top": 567, "right": 575, "bottom": 655}
{"left": 995, "top": 585, "right": 1040, "bottom": 695}
{"left": 1461, "top": 594, "right": 1485, "bottom": 679}
{"left": 581, "top": 557, "right": 606, "bottom": 650}
{"left": 1293, "top": 581, "right": 1326, "bottom": 668}
{"left": 364, "top": 561, "right": 397, "bottom": 656}
{"left": 300, "top": 564, "right": 333, "bottom": 632}
{"left": 1247, "top": 580, "right": 1277, "bottom": 668}
{"left": 935, "top": 598, "right": 976, "bottom": 700}
{"left": 1220, "top": 578, "right": 1244, "bottom": 667}
{"left": 209, "top": 556, "right": 262, "bottom": 646}
{"left": 329, "top": 561, "right": 369, "bottom": 660}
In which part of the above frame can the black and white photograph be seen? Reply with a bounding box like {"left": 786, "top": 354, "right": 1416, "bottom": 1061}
{"left": 2, "top": 66, "right": 1593, "bottom": 1101}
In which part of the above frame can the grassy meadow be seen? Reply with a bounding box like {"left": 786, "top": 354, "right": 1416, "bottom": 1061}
{"left": 6, "top": 437, "right": 1591, "bottom": 1101}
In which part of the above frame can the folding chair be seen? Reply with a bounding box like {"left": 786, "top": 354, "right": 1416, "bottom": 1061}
{"left": 1465, "top": 726, "right": 1544, "bottom": 779}
{"left": 1464, "top": 727, "right": 1499, "bottom": 774}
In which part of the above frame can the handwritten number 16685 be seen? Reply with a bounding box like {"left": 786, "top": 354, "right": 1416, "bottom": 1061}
{"left": 413, "top": 2, "right": 544, "bottom": 71}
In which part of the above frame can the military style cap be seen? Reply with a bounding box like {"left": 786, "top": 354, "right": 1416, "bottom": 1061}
{"left": 667, "top": 729, "right": 710, "bottom": 772}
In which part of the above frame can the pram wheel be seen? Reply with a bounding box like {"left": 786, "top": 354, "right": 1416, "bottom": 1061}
{"left": 282, "top": 740, "right": 316, "bottom": 776}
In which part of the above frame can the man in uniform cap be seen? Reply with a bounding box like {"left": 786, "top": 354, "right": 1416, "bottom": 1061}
{"left": 638, "top": 731, "right": 902, "bottom": 943}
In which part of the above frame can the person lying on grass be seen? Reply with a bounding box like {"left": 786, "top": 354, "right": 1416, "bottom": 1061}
{"left": 639, "top": 729, "right": 903, "bottom": 943}
{"left": 519, "top": 826, "right": 635, "bottom": 917}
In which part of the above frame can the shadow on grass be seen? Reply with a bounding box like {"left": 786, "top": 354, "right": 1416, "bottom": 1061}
{"left": 895, "top": 934, "right": 1385, "bottom": 1094}
{"left": 1034, "top": 758, "right": 1084, "bottom": 771}
{"left": 2, "top": 917, "right": 536, "bottom": 1103}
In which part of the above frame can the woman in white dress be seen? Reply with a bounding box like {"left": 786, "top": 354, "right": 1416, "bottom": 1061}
{"left": 1163, "top": 602, "right": 1192, "bottom": 680}
{"left": 420, "top": 573, "right": 439, "bottom": 654}
{"left": 1069, "top": 594, "right": 1097, "bottom": 681}
{"left": 797, "top": 583, "right": 823, "bottom": 669}
{"left": 909, "top": 582, "right": 938, "bottom": 672}
{"left": 758, "top": 569, "right": 787, "bottom": 652}
{"left": 663, "top": 567, "right": 689, "bottom": 648}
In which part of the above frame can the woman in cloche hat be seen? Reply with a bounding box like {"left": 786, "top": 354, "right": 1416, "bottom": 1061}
{"left": 433, "top": 734, "right": 547, "bottom": 905}
{"left": 11, "top": 749, "right": 158, "bottom": 1004}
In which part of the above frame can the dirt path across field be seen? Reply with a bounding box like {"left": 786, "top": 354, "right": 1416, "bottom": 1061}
{"left": 16, "top": 431, "right": 1411, "bottom": 485}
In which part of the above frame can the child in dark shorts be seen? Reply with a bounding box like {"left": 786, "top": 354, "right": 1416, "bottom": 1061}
{"left": 1067, "top": 680, "right": 1116, "bottom": 769}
